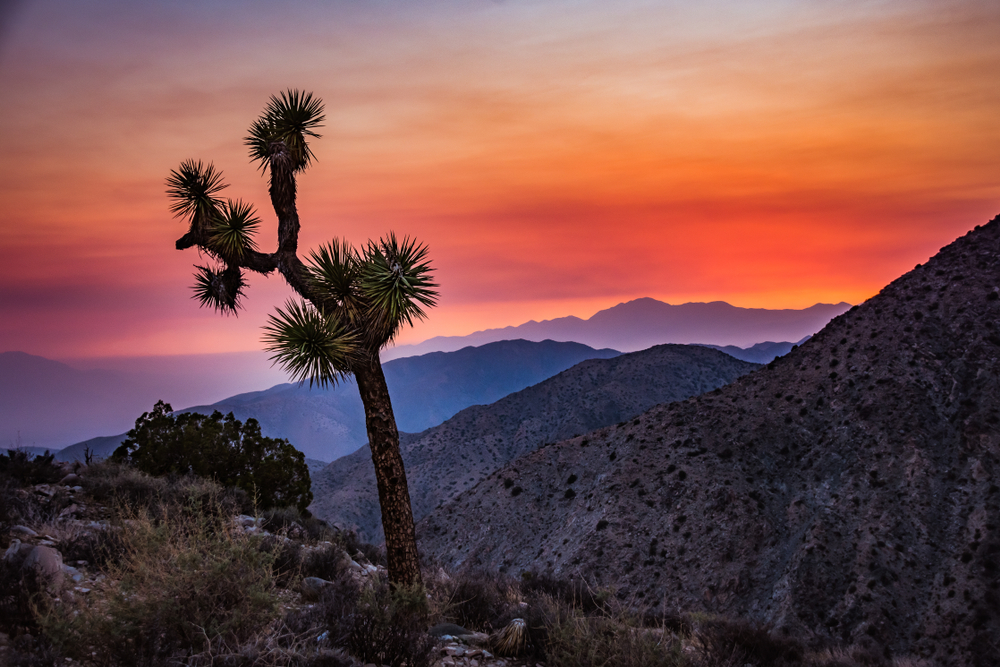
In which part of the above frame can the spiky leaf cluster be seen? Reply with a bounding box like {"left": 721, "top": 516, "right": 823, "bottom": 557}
{"left": 361, "top": 233, "right": 438, "bottom": 345}
{"left": 192, "top": 265, "right": 246, "bottom": 315}
{"left": 245, "top": 89, "right": 325, "bottom": 172}
{"left": 262, "top": 234, "right": 438, "bottom": 386}
{"left": 209, "top": 199, "right": 261, "bottom": 262}
{"left": 166, "top": 159, "right": 228, "bottom": 226}
{"left": 262, "top": 300, "right": 360, "bottom": 388}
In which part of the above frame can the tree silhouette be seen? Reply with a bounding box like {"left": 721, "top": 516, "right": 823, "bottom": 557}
{"left": 167, "top": 90, "right": 436, "bottom": 587}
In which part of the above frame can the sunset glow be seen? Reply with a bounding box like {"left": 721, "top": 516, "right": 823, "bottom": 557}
{"left": 1, "top": 0, "right": 998, "bottom": 358}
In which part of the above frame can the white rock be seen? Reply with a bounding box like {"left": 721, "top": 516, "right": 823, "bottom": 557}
{"left": 10, "top": 525, "right": 38, "bottom": 538}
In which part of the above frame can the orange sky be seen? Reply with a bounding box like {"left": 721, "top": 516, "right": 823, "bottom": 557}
{"left": 1, "top": 0, "right": 998, "bottom": 359}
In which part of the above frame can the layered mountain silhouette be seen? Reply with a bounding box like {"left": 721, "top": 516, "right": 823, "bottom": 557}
{"left": 417, "top": 218, "right": 1000, "bottom": 665}
{"left": 56, "top": 340, "right": 619, "bottom": 462}
{"left": 0, "top": 352, "right": 153, "bottom": 451}
{"left": 180, "top": 340, "right": 619, "bottom": 462}
{"left": 2, "top": 350, "right": 292, "bottom": 451}
{"left": 310, "top": 344, "right": 759, "bottom": 541}
{"left": 385, "top": 299, "right": 849, "bottom": 358}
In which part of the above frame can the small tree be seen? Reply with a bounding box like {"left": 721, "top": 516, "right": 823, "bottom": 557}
{"left": 112, "top": 401, "right": 313, "bottom": 513}
{"left": 166, "top": 91, "right": 435, "bottom": 587}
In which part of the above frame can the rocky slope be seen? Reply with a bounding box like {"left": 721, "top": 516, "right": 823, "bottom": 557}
{"left": 418, "top": 217, "right": 1000, "bottom": 666}
{"left": 311, "top": 344, "right": 758, "bottom": 542}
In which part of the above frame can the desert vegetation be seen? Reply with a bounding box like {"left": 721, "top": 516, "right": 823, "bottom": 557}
{"left": 168, "top": 89, "right": 437, "bottom": 587}
{"left": 111, "top": 400, "right": 313, "bottom": 512}
{"left": 0, "top": 450, "right": 921, "bottom": 666}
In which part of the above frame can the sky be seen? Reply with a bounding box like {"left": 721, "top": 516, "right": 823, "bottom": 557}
{"left": 1, "top": 0, "right": 998, "bottom": 361}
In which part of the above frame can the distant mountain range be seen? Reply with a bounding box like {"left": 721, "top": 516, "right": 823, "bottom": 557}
{"left": 383, "top": 299, "right": 849, "bottom": 359}
{"left": 310, "top": 344, "right": 760, "bottom": 542}
{"left": 417, "top": 218, "right": 1000, "bottom": 663}
{"left": 178, "top": 339, "right": 619, "bottom": 462}
{"left": 1, "top": 350, "right": 289, "bottom": 451}
{"left": 7, "top": 297, "right": 842, "bottom": 457}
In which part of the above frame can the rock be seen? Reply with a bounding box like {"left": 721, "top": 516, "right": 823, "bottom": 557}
{"left": 300, "top": 576, "right": 332, "bottom": 602}
{"left": 428, "top": 623, "right": 470, "bottom": 638}
{"left": 10, "top": 525, "right": 38, "bottom": 538}
{"left": 22, "top": 546, "right": 64, "bottom": 590}
{"left": 59, "top": 473, "right": 80, "bottom": 486}
{"left": 58, "top": 504, "right": 79, "bottom": 519}
{"left": 3, "top": 540, "right": 34, "bottom": 567}
{"left": 458, "top": 632, "right": 489, "bottom": 647}
{"left": 62, "top": 565, "right": 84, "bottom": 584}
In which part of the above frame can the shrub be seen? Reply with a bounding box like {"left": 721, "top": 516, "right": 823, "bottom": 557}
{"left": 344, "top": 579, "right": 435, "bottom": 667}
{"left": 112, "top": 400, "right": 312, "bottom": 512}
{"left": 286, "top": 576, "right": 434, "bottom": 667}
{"left": 443, "top": 568, "right": 518, "bottom": 632}
{"left": 82, "top": 461, "right": 252, "bottom": 522}
{"left": 41, "top": 492, "right": 280, "bottom": 666}
{"left": 0, "top": 449, "right": 63, "bottom": 487}
{"left": 534, "top": 594, "right": 683, "bottom": 667}
{"left": 692, "top": 617, "right": 806, "bottom": 667}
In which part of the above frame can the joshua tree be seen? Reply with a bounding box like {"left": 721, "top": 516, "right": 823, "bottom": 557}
{"left": 166, "top": 90, "right": 436, "bottom": 588}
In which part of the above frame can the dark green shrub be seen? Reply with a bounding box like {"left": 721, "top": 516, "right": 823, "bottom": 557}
{"left": 444, "top": 569, "right": 517, "bottom": 632}
{"left": 693, "top": 617, "right": 807, "bottom": 666}
{"left": 285, "top": 576, "right": 434, "bottom": 667}
{"left": 112, "top": 401, "right": 311, "bottom": 512}
{"left": 302, "top": 543, "right": 351, "bottom": 581}
{"left": 0, "top": 449, "right": 63, "bottom": 487}
{"left": 344, "top": 579, "right": 435, "bottom": 667}
{"left": 520, "top": 571, "right": 608, "bottom": 614}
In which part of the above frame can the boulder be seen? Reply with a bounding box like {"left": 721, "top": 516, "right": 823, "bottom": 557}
{"left": 22, "top": 546, "right": 64, "bottom": 590}
{"left": 9, "top": 525, "right": 38, "bottom": 538}
{"left": 3, "top": 540, "right": 34, "bottom": 567}
{"left": 300, "top": 576, "right": 331, "bottom": 602}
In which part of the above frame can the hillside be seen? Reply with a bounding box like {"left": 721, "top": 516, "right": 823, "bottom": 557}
{"left": 311, "top": 344, "right": 759, "bottom": 541}
{"left": 417, "top": 217, "right": 1000, "bottom": 666}
{"left": 385, "top": 299, "right": 850, "bottom": 358}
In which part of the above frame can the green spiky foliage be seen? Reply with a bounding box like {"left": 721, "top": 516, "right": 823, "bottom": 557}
{"left": 308, "top": 239, "right": 366, "bottom": 324}
{"left": 262, "top": 300, "right": 359, "bottom": 388}
{"left": 360, "top": 233, "right": 438, "bottom": 347}
{"left": 245, "top": 89, "right": 325, "bottom": 172}
{"left": 192, "top": 265, "right": 246, "bottom": 315}
{"left": 209, "top": 199, "right": 261, "bottom": 262}
{"left": 166, "top": 159, "right": 228, "bottom": 226}
{"left": 262, "top": 234, "right": 438, "bottom": 382}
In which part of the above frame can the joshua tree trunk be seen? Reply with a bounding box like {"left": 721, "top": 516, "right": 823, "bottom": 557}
{"left": 354, "top": 355, "right": 423, "bottom": 588}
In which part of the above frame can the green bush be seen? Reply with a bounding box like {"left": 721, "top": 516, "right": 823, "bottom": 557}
{"left": 112, "top": 400, "right": 312, "bottom": 512}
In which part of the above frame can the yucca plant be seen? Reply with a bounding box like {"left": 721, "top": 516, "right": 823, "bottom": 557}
{"left": 168, "top": 90, "right": 436, "bottom": 588}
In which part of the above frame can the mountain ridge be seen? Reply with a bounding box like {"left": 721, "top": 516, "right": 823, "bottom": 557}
{"left": 417, "top": 217, "right": 1000, "bottom": 665}
{"left": 385, "top": 299, "right": 850, "bottom": 359}
{"left": 310, "top": 343, "right": 760, "bottom": 541}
